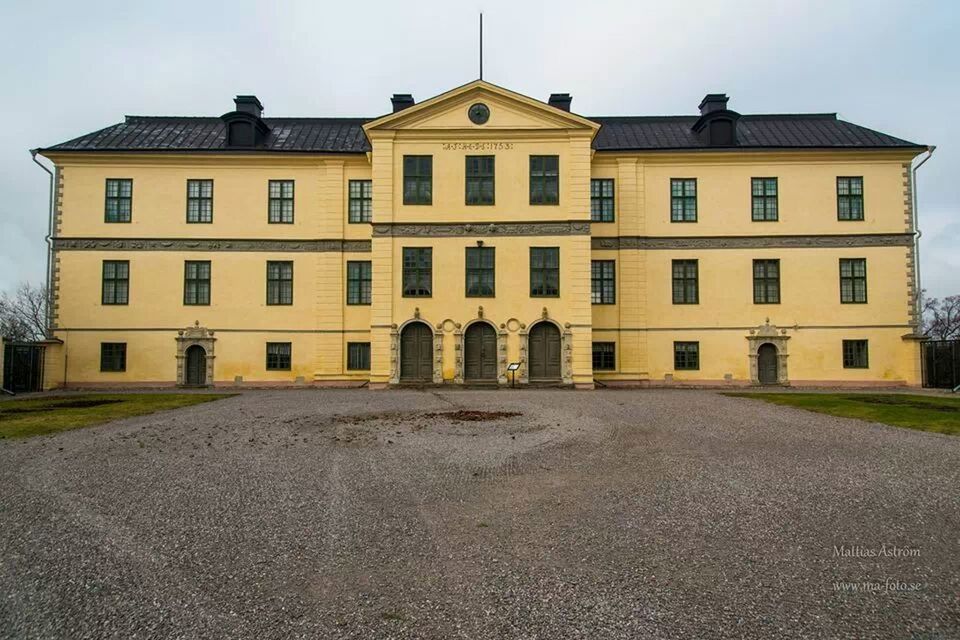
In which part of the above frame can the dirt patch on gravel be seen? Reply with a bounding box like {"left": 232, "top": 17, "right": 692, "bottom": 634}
{"left": 420, "top": 410, "right": 522, "bottom": 422}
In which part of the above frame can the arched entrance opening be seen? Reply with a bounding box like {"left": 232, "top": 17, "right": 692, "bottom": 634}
{"left": 757, "top": 343, "right": 778, "bottom": 385}
{"left": 527, "top": 322, "right": 561, "bottom": 382}
{"left": 464, "top": 322, "right": 497, "bottom": 382}
{"left": 185, "top": 345, "right": 207, "bottom": 386}
{"left": 400, "top": 321, "right": 434, "bottom": 382}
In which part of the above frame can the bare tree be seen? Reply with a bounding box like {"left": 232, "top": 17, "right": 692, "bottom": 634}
{"left": 0, "top": 283, "right": 48, "bottom": 342}
{"left": 922, "top": 293, "right": 960, "bottom": 341}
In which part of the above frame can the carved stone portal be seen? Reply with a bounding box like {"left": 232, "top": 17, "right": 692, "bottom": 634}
{"left": 176, "top": 321, "right": 216, "bottom": 387}
{"left": 746, "top": 319, "right": 790, "bottom": 385}
{"left": 389, "top": 318, "right": 443, "bottom": 385}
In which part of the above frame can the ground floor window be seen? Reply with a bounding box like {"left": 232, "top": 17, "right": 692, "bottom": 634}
{"left": 674, "top": 341, "right": 699, "bottom": 370}
{"left": 100, "top": 343, "right": 127, "bottom": 372}
{"left": 592, "top": 342, "right": 615, "bottom": 371}
{"left": 842, "top": 340, "right": 869, "bottom": 368}
{"left": 347, "top": 342, "right": 371, "bottom": 370}
{"left": 266, "top": 342, "right": 291, "bottom": 370}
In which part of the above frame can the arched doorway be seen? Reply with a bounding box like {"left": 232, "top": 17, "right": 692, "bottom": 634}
{"left": 757, "top": 343, "right": 778, "bottom": 385}
{"left": 185, "top": 345, "right": 207, "bottom": 386}
{"left": 400, "top": 322, "right": 433, "bottom": 382}
{"left": 464, "top": 322, "right": 497, "bottom": 382}
{"left": 528, "top": 322, "right": 561, "bottom": 382}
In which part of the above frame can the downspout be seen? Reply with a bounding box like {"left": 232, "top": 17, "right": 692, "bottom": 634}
{"left": 911, "top": 145, "right": 935, "bottom": 332}
{"left": 29, "top": 149, "right": 55, "bottom": 339}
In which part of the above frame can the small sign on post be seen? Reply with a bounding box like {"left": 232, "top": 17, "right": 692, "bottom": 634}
{"left": 507, "top": 362, "right": 520, "bottom": 389}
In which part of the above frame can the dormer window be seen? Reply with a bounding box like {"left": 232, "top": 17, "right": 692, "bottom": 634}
{"left": 220, "top": 95, "right": 270, "bottom": 148}
{"left": 692, "top": 93, "right": 740, "bottom": 147}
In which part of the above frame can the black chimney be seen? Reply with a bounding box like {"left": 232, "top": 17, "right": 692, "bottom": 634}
{"left": 698, "top": 93, "right": 729, "bottom": 115}
{"left": 234, "top": 95, "right": 264, "bottom": 118}
{"left": 391, "top": 94, "right": 415, "bottom": 113}
{"left": 548, "top": 93, "right": 572, "bottom": 112}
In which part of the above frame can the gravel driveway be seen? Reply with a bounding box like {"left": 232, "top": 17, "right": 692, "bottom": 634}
{"left": 1, "top": 389, "right": 957, "bottom": 639}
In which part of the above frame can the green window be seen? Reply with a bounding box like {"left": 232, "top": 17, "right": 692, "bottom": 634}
{"left": 670, "top": 178, "right": 697, "bottom": 222}
{"left": 591, "top": 260, "right": 615, "bottom": 304}
{"left": 837, "top": 177, "right": 864, "bottom": 220}
{"left": 403, "top": 156, "right": 432, "bottom": 205}
{"left": 591, "top": 179, "right": 615, "bottom": 222}
{"left": 347, "top": 342, "right": 371, "bottom": 370}
{"left": 266, "top": 261, "right": 293, "bottom": 305}
{"left": 466, "top": 156, "right": 495, "bottom": 205}
{"left": 268, "top": 180, "right": 294, "bottom": 223}
{"left": 842, "top": 340, "right": 869, "bottom": 368}
{"left": 753, "top": 259, "right": 780, "bottom": 304}
{"left": 266, "top": 342, "right": 291, "bottom": 370}
{"left": 751, "top": 177, "right": 778, "bottom": 221}
{"left": 348, "top": 180, "right": 372, "bottom": 223}
{"left": 105, "top": 178, "right": 132, "bottom": 223}
{"left": 674, "top": 342, "right": 700, "bottom": 370}
{"left": 671, "top": 259, "right": 699, "bottom": 304}
{"left": 839, "top": 258, "right": 867, "bottom": 303}
{"left": 186, "top": 179, "right": 213, "bottom": 223}
{"left": 346, "top": 261, "right": 372, "bottom": 305}
{"left": 402, "top": 247, "right": 432, "bottom": 297}
{"left": 529, "top": 247, "right": 560, "bottom": 297}
{"left": 529, "top": 156, "right": 559, "bottom": 205}
{"left": 592, "top": 342, "right": 615, "bottom": 371}
{"left": 100, "top": 343, "right": 127, "bottom": 372}
{"left": 183, "top": 261, "right": 211, "bottom": 306}
{"left": 101, "top": 260, "right": 129, "bottom": 305}
{"left": 465, "top": 246, "right": 495, "bottom": 297}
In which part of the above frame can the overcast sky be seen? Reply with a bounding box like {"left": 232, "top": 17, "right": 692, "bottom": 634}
{"left": 1, "top": 0, "right": 956, "bottom": 299}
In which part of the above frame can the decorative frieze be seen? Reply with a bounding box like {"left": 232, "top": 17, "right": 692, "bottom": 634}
{"left": 592, "top": 233, "right": 914, "bottom": 250}
{"left": 372, "top": 221, "right": 591, "bottom": 237}
{"left": 52, "top": 238, "right": 372, "bottom": 252}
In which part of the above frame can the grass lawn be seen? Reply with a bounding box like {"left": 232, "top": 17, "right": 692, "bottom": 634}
{"left": 0, "top": 393, "right": 234, "bottom": 439}
{"left": 725, "top": 392, "right": 960, "bottom": 436}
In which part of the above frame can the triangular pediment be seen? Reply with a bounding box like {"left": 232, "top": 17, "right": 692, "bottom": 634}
{"left": 363, "top": 80, "right": 599, "bottom": 134}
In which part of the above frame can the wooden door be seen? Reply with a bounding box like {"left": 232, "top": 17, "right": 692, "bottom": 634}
{"left": 465, "top": 323, "right": 497, "bottom": 382}
{"left": 400, "top": 322, "right": 433, "bottom": 382}
{"left": 758, "top": 343, "right": 778, "bottom": 384}
{"left": 528, "top": 323, "right": 561, "bottom": 381}
{"left": 186, "top": 345, "right": 207, "bottom": 386}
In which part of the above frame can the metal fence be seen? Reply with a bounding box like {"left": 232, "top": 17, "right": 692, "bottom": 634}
{"left": 921, "top": 340, "right": 960, "bottom": 390}
{"left": 2, "top": 342, "right": 45, "bottom": 393}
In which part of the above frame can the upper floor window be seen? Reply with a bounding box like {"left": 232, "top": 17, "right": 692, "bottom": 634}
{"left": 530, "top": 247, "right": 560, "bottom": 297}
{"left": 529, "top": 156, "right": 559, "bottom": 205}
{"left": 348, "top": 180, "right": 373, "bottom": 223}
{"left": 671, "top": 259, "right": 699, "bottom": 304}
{"left": 105, "top": 179, "right": 132, "bottom": 223}
{"left": 670, "top": 178, "right": 697, "bottom": 222}
{"left": 268, "top": 180, "right": 294, "bottom": 223}
{"left": 839, "top": 258, "right": 867, "bottom": 303}
{"left": 837, "top": 177, "right": 864, "bottom": 220}
{"left": 591, "top": 179, "right": 615, "bottom": 222}
{"left": 100, "top": 342, "right": 127, "bottom": 372}
{"left": 186, "top": 179, "right": 213, "bottom": 223}
{"left": 266, "top": 261, "right": 293, "bottom": 305}
{"left": 183, "top": 260, "right": 211, "bottom": 306}
{"left": 465, "top": 156, "right": 495, "bottom": 206}
{"left": 346, "top": 261, "right": 372, "bottom": 305}
{"left": 266, "top": 342, "right": 292, "bottom": 371}
{"left": 402, "top": 247, "right": 432, "bottom": 297}
{"left": 753, "top": 259, "right": 780, "bottom": 304}
{"left": 465, "top": 246, "right": 495, "bottom": 297}
{"left": 751, "top": 178, "right": 778, "bottom": 221}
{"left": 102, "top": 260, "right": 129, "bottom": 305}
{"left": 591, "top": 260, "right": 615, "bottom": 304}
{"left": 403, "top": 156, "right": 433, "bottom": 205}
{"left": 842, "top": 340, "right": 869, "bottom": 368}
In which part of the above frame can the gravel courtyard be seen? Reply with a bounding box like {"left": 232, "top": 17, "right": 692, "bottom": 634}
{"left": 1, "top": 389, "right": 958, "bottom": 640}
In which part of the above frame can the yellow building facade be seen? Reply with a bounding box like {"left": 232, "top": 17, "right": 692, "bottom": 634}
{"left": 36, "top": 81, "right": 929, "bottom": 388}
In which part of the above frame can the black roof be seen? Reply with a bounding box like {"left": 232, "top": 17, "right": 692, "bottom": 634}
{"left": 39, "top": 112, "right": 922, "bottom": 154}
